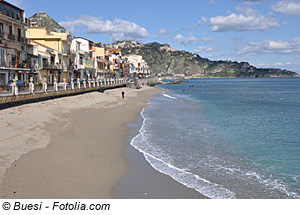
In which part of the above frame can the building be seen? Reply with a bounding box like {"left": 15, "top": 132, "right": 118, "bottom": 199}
{"left": 70, "top": 37, "right": 96, "bottom": 81}
{"left": 0, "top": 0, "right": 31, "bottom": 86}
{"left": 93, "top": 46, "right": 110, "bottom": 79}
{"left": 126, "top": 54, "right": 150, "bottom": 77}
{"left": 26, "top": 26, "right": 73, "bottom": 84}
{"left": 106, "top": 48, "right": 124, "bottom": 78}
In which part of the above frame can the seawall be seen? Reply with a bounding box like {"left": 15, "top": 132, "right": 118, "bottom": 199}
{"left": 0, "top": 84, "right": 126, "bottom": 109}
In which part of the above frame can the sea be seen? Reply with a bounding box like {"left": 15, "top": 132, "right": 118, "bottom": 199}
{"left": 130, "top": 78, "right": 300, "bottom": 199}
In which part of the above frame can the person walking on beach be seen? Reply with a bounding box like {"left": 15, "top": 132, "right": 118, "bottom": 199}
{"left": 121, "top": 91, "right": 125, "bottom": 99}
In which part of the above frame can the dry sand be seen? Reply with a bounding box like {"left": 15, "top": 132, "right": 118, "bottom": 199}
{"left": 0, "top": 86, "right": 207, "bottom": 199}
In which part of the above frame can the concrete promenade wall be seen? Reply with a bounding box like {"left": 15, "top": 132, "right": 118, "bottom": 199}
{"left": 0, "top": 84, "right": 125, "bottom": 108}
{"left": 127, "top": 77, "right": 159, "bottom": 88}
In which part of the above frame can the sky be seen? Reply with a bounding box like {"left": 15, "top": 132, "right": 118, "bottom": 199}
{"left": 8, "top": 0, "right": 300, "bottom": 73}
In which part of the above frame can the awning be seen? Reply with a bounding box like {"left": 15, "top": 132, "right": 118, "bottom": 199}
{"left": 40, "top": 54, "right": 50, "bottom": 59}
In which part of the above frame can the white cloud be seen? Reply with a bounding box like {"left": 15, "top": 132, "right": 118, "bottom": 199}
{"left": 182, "top": 25, "right": 191, "bottom": 30}
{"left": 59, "top": 16, "right": 149, "bottom": 42}
{"left": 197, "top": 17, "right": 207, "bottom": 26}
{"left": 201, "top": 37, "right": 214, "bottom": 42}
{"left": 236, "top": 37, "right": 300, "bottom": 55}
{"left": 154, "top": 29, "right": 171, "bottom": 40}
{"left": 272, "top": 0, "right": 300, "bottom": 17}
{"left": 210, "top": 13, "right": 280, "bottom": 32}
{"left": 274, "top": 62, "right": 291, "bottom": 66}
{"left": 209, "top": 6, "right": 280, "bottom": 32}
{"left": 233, "top": 0, "right": 264, "bottom": 5}
{"left": 195, "top": 46, "right": 214, "bottom": 53}
{"left": 173, "top": 34, "right": 198, "bottom": 46}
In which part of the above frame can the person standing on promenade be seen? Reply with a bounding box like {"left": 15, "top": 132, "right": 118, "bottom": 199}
{"left": 121, "top": 91, "right": 125, "bottom": 99}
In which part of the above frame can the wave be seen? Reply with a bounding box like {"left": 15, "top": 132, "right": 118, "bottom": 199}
{"left": 130, "top": 91, "right": 300, "bottom": 199}
{"left": 130, "top": 108, "right": 236, "bottom": 199}
{"left": 162, "top": 93, "right": 178, "bottom": 100}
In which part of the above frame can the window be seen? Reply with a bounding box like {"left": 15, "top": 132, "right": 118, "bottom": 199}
{"left": 17, "top": 51, "right": 21, "bottom": 62}
{"left": 18, "top": 28, "right": 21, "bottom": 42}
{"left": 0, "top": 48, "right": 5, "bottom": 66}
{"left": 0, "top": 23, "right": 3, "bottom": 34}
{"left": 51, "top": 56, "right": 55, "bottom": 65}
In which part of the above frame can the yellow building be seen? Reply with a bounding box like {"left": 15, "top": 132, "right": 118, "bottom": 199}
{"left": 26, "top": 26, "right": 72, "bottom": 83}
{"left": 92, "top": 46, "right": 110, "bottom": 78}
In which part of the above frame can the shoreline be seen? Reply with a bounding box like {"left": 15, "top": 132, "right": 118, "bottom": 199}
{"left": 114, "top": 113, "right": 207, "bottom": 199}
{"left": 0, "top": 86, "right": 206, "bottom": 199}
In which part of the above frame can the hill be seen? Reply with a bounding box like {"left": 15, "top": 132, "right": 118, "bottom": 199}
{"left": 28, "top": 11, "right": 66, "bottom": 33}
{"left": 109, "top": 41, "right": 298, "bottom": 78}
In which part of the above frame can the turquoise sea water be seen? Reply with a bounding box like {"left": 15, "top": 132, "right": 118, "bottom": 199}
{"left": 131, "top": 78, "right": 300, "bottom": 199}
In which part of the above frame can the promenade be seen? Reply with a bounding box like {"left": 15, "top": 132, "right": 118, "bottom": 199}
{"left": 0, "top": 78, "right": 126, "bottom": 108}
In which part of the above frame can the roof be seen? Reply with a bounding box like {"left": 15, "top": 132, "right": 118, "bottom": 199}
{"left": 0, "top": 0, "right": 24, "bottom": 12}
{"left": 74, "top": 37, "right": 94, "bottom": 44}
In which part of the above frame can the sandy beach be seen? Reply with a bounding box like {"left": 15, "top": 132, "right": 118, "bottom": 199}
{"left": 0, "top": 86, "right": 206, "bottom": 199}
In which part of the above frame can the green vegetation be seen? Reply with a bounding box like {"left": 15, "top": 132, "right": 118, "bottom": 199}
{"left": 118, "top": 41, "right": 299, "bottom": 78}
{"left": 28, "top": 12, "right": 66, "bottom": 33}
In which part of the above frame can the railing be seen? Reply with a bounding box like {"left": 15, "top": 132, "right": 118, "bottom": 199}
{"left": 17, "top": 36, "right": 25, "bottom": 43}
{"left": 0, "top": 61, "right": 31, "bottom": 68}
{"left": 7, "top": 34, "right": 15, "bottom": 40}
{"left": 42, "top": 62, "right": 57, "bottom": 70}
{"left": 0, "top": 33, "right": 26, "bottom": 43}
{"left": 0, "top": 78, "right": 127, "bottom": 100}
{"left": 0, "top": 12, "right": 26, "bottom": 24}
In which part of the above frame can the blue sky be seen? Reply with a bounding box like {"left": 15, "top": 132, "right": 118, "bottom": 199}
{"left": 9, "top": 0, "right": 300, "bottom": 73}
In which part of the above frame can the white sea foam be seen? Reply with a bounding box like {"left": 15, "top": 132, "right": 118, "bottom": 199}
{"left": 132, "top": 140, "right": 236, "bottom": 199}
{"left": 130, "top": 107, "right": 236, "bottom": 199}
{"left": 162, "top": 93, "right": 178, "bottom": 100}
{"left": 131, "top": 89, "right": 300, "bottom": 199}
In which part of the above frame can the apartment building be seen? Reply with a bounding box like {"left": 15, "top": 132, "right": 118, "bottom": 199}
{"left": 71, "top": 37, "right": 96, "bottom": 80}
{"left": 26, "top": 26, "right": 73, "bottom": 83}
{"left": 93, "top": 46, "right": 110, "bottom": 79}
{"left": 106, "top": 48, "right": 124, "bottom": 78}
{"left": 0, "top": 0, "right": 30, "bottom": 86}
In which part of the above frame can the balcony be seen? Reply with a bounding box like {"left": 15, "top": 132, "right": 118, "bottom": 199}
{"left": 42, "top": 62, "right": 57, "bottom": 70}
{"left": 7, "top": 34, "right": 15, "bottom": 40}
{"left": 0, "top": 12, "right": 26, "bottom": 25}
{"left": 0, "top": 33, "right": 26, "bottom": 43}
{"left": 17, "top": 36, "right": 26, "bottom": 43}
{"left": 0, "top": 61, "right": 31, "bottom": 68}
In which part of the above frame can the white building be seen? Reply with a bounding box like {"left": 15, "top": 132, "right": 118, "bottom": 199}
{"left": 70, "top": 37, "right": 95, "bottom": 80}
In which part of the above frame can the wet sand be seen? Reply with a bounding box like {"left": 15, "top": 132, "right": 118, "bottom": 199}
{"left": 0, "top": 86, "right": 207, "bottom": 199}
